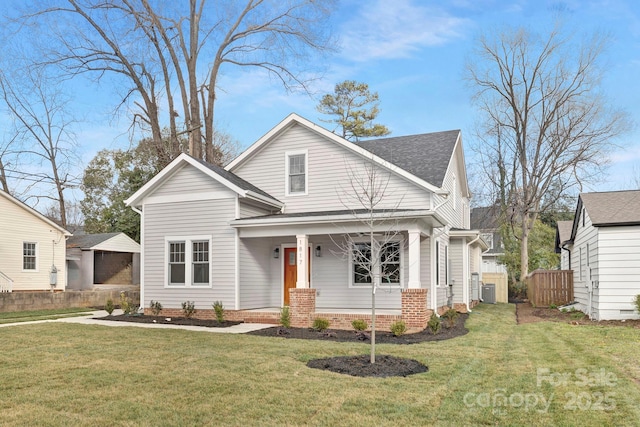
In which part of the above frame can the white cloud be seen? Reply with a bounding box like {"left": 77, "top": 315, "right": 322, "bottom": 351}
{"left": 339, "top": 0, "right": 469, "bottom": 62}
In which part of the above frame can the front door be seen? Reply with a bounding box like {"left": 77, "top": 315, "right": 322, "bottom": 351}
{"left": 283, "top": 248, "right": 297, "bottom": 306}
{"left": 283, "top": 247, "right": 311, "bottom": 306}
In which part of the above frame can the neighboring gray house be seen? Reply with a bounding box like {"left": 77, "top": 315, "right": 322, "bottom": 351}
{"left": 66, "top": 233, "right": 140, "bottom": 290}
{"left": 125, "top": 114, "right": 486, "bottom": 329}
{"left": 556, "top": 190, "right": 640, "bottom": 320}
{"left": 470, "top": 206, "right": 507, "bottom": 274}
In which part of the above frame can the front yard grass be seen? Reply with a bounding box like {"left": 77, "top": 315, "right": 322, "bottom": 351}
{"left": 0, "top": 308, "right": 94, "bottom": 324}
{"left": 0, "top": 304, "right": 639, "bottom": 426}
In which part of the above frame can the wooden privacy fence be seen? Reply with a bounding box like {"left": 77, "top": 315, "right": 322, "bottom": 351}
{"left": 525, "top": 270, "right": 573, "bottom": 307}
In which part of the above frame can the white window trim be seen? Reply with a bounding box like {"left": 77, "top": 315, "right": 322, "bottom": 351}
{"left": 22, "top": 241, "right": 39, "bottom": 272}
{"left": 349, "top": 238, "right": 404, "bottom": 288}
{"left": 285, "top": 149, "right": 308, "bottom": 196}
{"left": 164, "top": 235, "right": 213, "bottom": 288}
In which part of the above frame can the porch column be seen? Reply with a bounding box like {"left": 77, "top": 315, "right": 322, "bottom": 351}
{"left": 407, "top": 229, "right": 421, "bottom": 288}
{"left": 296, "top": 234, "right": 309, "bottom": 288}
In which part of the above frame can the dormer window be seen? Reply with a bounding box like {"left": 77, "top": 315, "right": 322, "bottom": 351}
{"left": 285, "top": 150, "right": 308, "bottom": 196}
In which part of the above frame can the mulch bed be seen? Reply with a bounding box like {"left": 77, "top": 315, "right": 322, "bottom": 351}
{"left": 307, "top": 354, "right": 428, "bottom": 378}
{"left": 247, "top": 313, "right": 469, "bottom": 344}
{"left": 94, "top": 314, "right": 243, "bottom": 328}
{"left": 516, "top": 302, "right": 640, "bottom": 328}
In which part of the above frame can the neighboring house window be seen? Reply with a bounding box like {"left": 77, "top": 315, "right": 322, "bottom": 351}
{"left": 285, "top": 150, "right": 307, "bottom": 195}
{"left": 579, "top": 246, "right": 583, "bottom": 281}
{"left": 352, "top": 241, "right": 401, "bottom": 286}
{"left": 166, "top": 236, "right": 212, "bottom": 287}
{"left": 481, "top": 233, "right": 494, "bottom": 250}
{"left": 23, "top": 242, "right": 37, "bottom": 271}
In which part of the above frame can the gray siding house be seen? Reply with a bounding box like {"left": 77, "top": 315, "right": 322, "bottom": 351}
{"left": 126, "top": 114, "right": 486, "bottom": 329}
{"left": 556, "top": 190, "right": 640, "bottom": 320}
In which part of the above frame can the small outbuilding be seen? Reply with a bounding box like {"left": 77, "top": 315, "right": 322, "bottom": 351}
{"left": 66, "top": 233, "right": 140, "bottom": 290}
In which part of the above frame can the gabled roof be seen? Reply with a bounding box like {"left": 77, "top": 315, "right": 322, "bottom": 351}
{"left": 226, "top": 113, "right": 453, "bottom": 195}
{"left": 67, "top": 232, "right": 140, "bottom": 253}
{"left": 0, "top": 190, "right": 71, "bottom": 236}
{"left": 125, "top": 153, "right": 283, "bottom": 209}
{"left": 555, "top": 220, "right": 573, "bottom": 253}
{"left": 470, "top": 205, "right": 501, "bottom": 230}
{"left": 580, "top": 190, "right": 640, "bottom": 226}
{"left": 354, "top": 130, "right": 459, "bottom": 188}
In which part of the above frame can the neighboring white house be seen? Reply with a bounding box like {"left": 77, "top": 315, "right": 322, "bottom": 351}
{"left": 556, "top": 190, "right": 640, "bottom": 320}
{"left": 470, "top": 205, "right": 508, "bottom": 275}
{"left": 0, "top": 190, "right": 71, "bottom": 292}
{"left": 126, "top": 114, "right": 486, "bottom": 328}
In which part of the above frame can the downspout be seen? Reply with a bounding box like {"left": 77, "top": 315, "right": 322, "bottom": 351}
{"left": 465, "top": 235, "right": 481, "bottom": 312}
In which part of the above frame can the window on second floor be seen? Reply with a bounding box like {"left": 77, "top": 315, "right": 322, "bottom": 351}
{"left": 481, "top": 233, "right": 494, "bottom": 250}
{"left": 285, "top": 150, "right": 307, "bottom": 196}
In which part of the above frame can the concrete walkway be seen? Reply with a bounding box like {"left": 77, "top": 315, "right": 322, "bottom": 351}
{"left": 0, "top": 310, "right": 276, "bottom": 333}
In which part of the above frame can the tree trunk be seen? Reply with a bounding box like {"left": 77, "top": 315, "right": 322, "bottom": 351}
{"left": 520, "top": 216, "right": 530, "bottom": 281}
{"left": 0, "top": 159, "right": 8, "bottom": 193}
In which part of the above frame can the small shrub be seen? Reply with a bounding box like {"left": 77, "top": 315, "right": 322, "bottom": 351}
{"left": 212, "top": 301, "right": 225, "bottom": 323}
{"left": 119, "top": 291, "right": 135, "bottom": 315}
{"left": 105, "top": 299, "right": 115, "bottom": 315}
{"left": 150, "top": 300, "right": 163, "bottom": 316}
{"left": 181, "top": 301, "right": 196, "bottom": 318}
{"left": 635, "top": 294, "right": 640, "bottom": 313}
{"left": 312, "top": 317, "right": 330, "bottom": 332}
{"left": 442, "top": 308, "right": 459, "bottom": 328}
{"left": 351, "top": 319, "right": 368, "bottom": 331}
{"left": 549, "top": 304, "right": 557, "bottom": 309}
{"left": 427, "top": 313, "right": 441, "bottom": 335}
{"left": 390, "top": 320, "right": 407, "bottom": 336}
{"left": 279, "top": 306, "right": 291, "bottom": 328}
{"left": 561, "top": 308, "right": 568, "bottom": 313}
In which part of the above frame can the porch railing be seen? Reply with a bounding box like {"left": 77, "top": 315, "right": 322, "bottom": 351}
{"left": 0, "top": 271, "right": 13, "bottom": 293}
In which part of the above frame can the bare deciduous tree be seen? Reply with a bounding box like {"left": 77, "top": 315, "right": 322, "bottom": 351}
{"left": 18, "top": 0, "right": 335, "bottom": 163}
{"left": 0, "top": 68, "right": 79, "bottom": 228}
{"left": 466, "top": 24, "right": 629, "bottom": 280}
{"left": 331, "top": 157, "right": 404, "bottom": 364}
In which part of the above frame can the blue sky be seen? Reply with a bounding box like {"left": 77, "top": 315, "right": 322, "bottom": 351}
{"left": 10, "top": 0, "right": 640, "bottom": 201}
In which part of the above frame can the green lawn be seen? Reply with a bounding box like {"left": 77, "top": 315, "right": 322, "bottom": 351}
{"left": 0, "top": 304, "right": 638, "bottom": 426}
{"left": 0, "top": 308, "right": 95, "bottom": 324}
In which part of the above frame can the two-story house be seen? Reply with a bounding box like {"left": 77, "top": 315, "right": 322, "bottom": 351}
{"left": 126, "top": 114, "right": 486, "bottom": 330}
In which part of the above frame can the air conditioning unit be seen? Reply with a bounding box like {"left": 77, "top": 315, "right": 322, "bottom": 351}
{"left": 482, "top": 283, "right": 496, "bottom": 304}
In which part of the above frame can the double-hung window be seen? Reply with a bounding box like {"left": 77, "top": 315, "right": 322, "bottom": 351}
{"left": 286, "top": 150, "right": 307, "bottom": 195}
{"left": 166, "top": 236, "right": 211, "bottom": 287}
{"left": 23, "top": 242, "right": 37, "bottom": 271}
{"left": 352, "top": 241, "right": 401, "bottom": 286}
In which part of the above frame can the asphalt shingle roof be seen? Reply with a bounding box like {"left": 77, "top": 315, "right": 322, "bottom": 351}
{"left": 354, "top": 130, "right": 460, "bottom": 188}
{"left": 556, "top": 220, "right": 573, "bottom": 244}
{"left": 67, "top": 233, "right": 121, "bottom": 249}
{"left": 470, "top": 205, "right": 501, "bottom": 230}
{"left": 580, "top": 190, "right": 640, "bottom": 226}
{"left": 190, "top": 155, "right": 281, "bottom": 203}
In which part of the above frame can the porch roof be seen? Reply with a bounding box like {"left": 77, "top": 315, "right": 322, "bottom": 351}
{"left": 230, "top": 208, "right": 445, "bottom": 238}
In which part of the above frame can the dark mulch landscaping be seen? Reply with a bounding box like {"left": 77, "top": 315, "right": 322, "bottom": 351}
{"left": 94, "top": 314, "right": 243, "bottom": 328}
{"left": 247, "top": 313, "right": 469, "bottom": 344}
{"left": 307, "top": 354, "right": 428, "bottom": 378}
